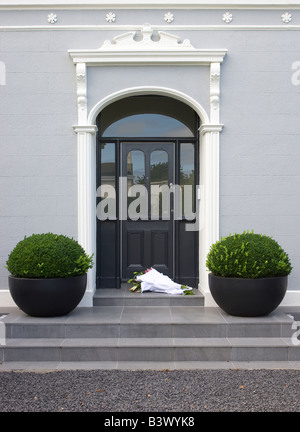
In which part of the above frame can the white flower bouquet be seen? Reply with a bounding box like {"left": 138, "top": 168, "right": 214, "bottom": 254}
{"left": 128, "top": 267, "right": 194, "bottom": 295}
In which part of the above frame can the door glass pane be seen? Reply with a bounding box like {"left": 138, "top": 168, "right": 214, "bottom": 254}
{"left": 127, "top": 150, "right": 145, "bottom": 186}
{"left": 150, "top": 150, "right": 169, "bottom": 219}
{"left": 101, "top": 142, "right": 115, "bottom": 188}
{"left": 127, "top": 150, "right": 146, "bottom": 219}
{"left": 180, "top": 143, "right": 195, "bottom": 217}
{"left": 98, "top": 142, "right": 116, "bottom": 221}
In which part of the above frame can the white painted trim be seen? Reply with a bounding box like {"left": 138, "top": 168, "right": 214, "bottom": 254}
{"left": 1, "top": 0, "right": 300, "bottom": 9}
{"left": 71, "top": 26, "right": 226, "bottom": 306}
{"left": 69, "top": 49, "right": 227, "bottom": 66}
{"left": 87, "top": 86, "right": 221, "bottom": 301}
{"left": 81, "top": 85, "right": 217, "bottom": 304}
{"left": 88, "top": 87, "right": 210, "bottom": 125}
{"left": 2, "top": 25, "right": 300, "bottom": 31}
{"left": 73, "top": 125, "right": 97, "bottom": 306}
{"left": 198, "top": 124, "right": 223, "bottom": 301}
{"left": 74, "top": 64, "right": 87, "bottom": 126}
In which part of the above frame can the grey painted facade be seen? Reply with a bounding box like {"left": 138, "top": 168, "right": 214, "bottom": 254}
{"left": 0, "top": 2, "right": 299, "bottom": 305}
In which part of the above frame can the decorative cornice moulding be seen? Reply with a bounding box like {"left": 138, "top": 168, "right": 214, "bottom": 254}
{"left": 2, "top": 24, "right": 300, "bottom": 32}
{"left": 2, "top": 0, "right": 300, "bottom": 9}
{"left": 1, "top": 7, "right": 300, "bottom": 30}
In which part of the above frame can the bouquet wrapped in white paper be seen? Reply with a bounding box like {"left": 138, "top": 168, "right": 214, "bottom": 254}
{"left": 134, "top": 268, "right": 193, "bottom": 295}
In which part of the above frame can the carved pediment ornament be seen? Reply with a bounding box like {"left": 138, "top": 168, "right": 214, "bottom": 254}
{"left": 101, "top": 23, "right": 194, "bottom": 50}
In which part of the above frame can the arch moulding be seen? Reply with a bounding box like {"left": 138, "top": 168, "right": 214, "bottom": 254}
{"left": 69, "top": 24, "right": 227, "bottom": 306}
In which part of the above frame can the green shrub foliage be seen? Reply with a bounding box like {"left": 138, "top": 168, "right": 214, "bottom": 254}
{"left": 206, "top": 231, "right": 292, "bottom": 278}
{"left": 6, "top": 233, "right": 94, "bottom": 278}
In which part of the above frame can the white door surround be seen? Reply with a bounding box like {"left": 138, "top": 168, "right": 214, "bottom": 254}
{"left": 69, "top": 24, "right": 227, "bottom": 306}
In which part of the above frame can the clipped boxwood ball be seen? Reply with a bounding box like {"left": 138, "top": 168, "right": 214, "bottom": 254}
{"left": 206, "top": 231, "right": 292, "bottom": 279}
{"left": 6, "top": 233, "right": 94, "bottom": 279}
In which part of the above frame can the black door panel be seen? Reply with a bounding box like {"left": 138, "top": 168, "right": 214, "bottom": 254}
{"left": 121, "top": 142, "right": 174, "bottom": 279}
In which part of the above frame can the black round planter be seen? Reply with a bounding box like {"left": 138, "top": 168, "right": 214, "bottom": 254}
{"left": 8, "top": 273, "right": 87, "bottom": 317}
{"left": 208, "top": 273, "right": 288, "bottom": 317}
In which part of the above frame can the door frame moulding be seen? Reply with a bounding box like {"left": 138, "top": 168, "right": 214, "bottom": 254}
{"left": 69, "top": 24, "right": 227, "bottom": 306}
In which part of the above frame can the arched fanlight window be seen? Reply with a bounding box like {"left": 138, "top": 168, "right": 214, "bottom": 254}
{"left": 100, "top": 95, "right": 198, "bottom": 138}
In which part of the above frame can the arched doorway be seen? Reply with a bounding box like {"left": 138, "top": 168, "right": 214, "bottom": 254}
{"left": 96, "top": 95, "right": 199, "bottom": 289}
{"left": 70, "top": 28, "right": 226, "bottom": 304}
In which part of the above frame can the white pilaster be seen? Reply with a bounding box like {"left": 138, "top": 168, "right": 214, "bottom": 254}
{"left": 199, "top": 124, "right": 223, "bottom": 304}
{"left": 73, "top": 125, "right": 98, "bottom": 306}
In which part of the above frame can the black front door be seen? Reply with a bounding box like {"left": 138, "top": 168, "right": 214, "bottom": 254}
{"left": 96, "top": 95, "right": 199, "bottom": 289}
{"left": 121, "top": 142, "right": 174, "bottom": 280}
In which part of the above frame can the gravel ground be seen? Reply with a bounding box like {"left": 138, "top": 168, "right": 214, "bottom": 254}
{"left": 0, "top": 369, "right": 300, "bottom": 413}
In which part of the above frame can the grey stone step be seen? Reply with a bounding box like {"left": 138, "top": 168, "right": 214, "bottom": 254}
{"left": 3, "top": 306, "right": 294, "bottom": 339}
{"left": 93, "top": 287, "right": 204, "bottom": 306}
{"left": 2, "top": 337, "right": 300, "bottom": 363}
{"left": 1, "top": 299, "right": 299, "bottom": 364}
